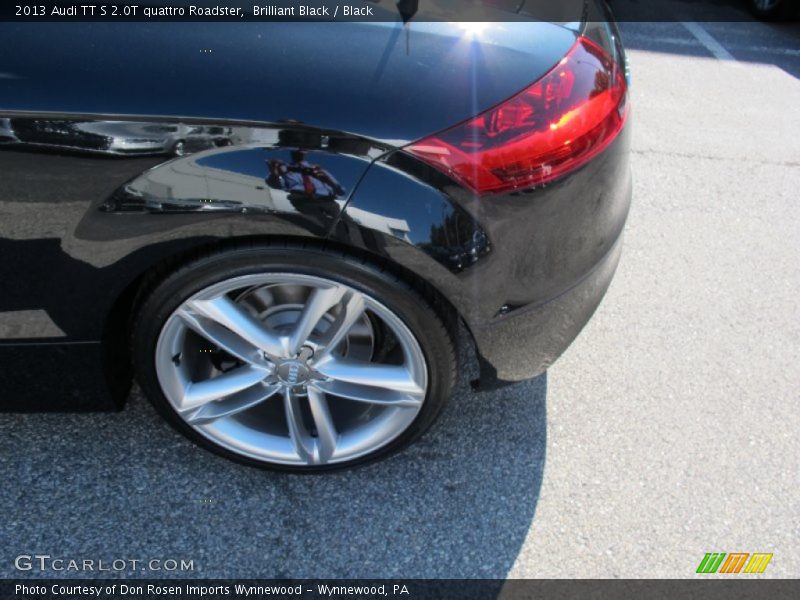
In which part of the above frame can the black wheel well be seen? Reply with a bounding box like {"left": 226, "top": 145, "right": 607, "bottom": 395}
{"left": 101, "top": 235, "right": 469, "bottom": 405}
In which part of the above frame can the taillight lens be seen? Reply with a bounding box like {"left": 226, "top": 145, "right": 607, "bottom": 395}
{"left": 405, "top": 36, "right": 628, "bottom": 195}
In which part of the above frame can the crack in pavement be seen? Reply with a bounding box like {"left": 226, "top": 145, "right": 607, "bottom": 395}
{"left": 632, "top": 148, "right": 800, "bottom": 168}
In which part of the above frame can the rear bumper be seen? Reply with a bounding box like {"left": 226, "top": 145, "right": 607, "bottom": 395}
{"left": 471, "top": 232, "right": 623, "bottom": 383}
{"left": 337, "top": 121, "right": 632, "bottom": 386}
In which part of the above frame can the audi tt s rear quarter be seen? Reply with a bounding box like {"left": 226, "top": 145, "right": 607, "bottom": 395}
{"left": 0, "top": 1, "right": 631, "bottom": 470}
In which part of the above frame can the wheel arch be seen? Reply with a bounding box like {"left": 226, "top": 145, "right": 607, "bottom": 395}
{"left": 101, "top": 234, "right": 473, "bottom": 407}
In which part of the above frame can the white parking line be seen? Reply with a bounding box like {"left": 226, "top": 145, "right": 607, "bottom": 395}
{"left": 623, "top": 32, "right": 800, "bottom": 57}
{"left": 623, "top": 34, "right": 697, "bottom": 46}
{"left": 681, "top": 21, "right": 736, "bottom": 61}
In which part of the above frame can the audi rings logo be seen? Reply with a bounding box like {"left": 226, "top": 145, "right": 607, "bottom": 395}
{"left": 287, "top": 363, "right": 300, "bottom": 385}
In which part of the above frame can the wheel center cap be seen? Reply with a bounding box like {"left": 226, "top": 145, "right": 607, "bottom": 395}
{"left": 276, "top": 361, "right": 311, "bottom": 387}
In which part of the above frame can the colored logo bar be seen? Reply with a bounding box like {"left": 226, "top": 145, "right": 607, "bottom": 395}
{"left": 697, "top": 553, "right": 773, "bottom": 574}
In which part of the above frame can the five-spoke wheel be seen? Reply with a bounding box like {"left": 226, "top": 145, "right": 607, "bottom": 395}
{"left": 134, "top": 246, "right": 455, "bottom": 470}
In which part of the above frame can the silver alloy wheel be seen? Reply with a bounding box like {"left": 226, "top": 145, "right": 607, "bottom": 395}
{"left": 155, "top": 273, "right": 428, "bottom": 466}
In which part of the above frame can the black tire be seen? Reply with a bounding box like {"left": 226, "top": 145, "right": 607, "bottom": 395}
{"left": 132, "top": 242, "right": 457, "bottom": 471}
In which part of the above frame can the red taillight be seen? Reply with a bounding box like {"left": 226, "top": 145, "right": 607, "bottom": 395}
{"left": 405, "top": 36, "right": 628, "bottom": 195}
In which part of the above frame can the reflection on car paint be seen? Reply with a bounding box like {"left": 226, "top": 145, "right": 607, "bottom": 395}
{"left": 7, "top": 119, "right": 234, "bottom": 156}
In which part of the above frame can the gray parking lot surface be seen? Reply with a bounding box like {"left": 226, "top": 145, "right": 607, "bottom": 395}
{"left": 1, "top": 16, "right": 799, "bottom": 579}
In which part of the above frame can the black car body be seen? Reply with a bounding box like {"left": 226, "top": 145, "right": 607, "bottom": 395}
{"left": 0, "top": 1, "right": 631, "bottom": 468}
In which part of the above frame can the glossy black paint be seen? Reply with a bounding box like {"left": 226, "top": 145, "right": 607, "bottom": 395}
{"left": 0, "top": 11, "right": 631, "bottom": 408}
{"left": 339, "top": 124, "right": 632, "bottom": 381}
{"left": 0, "top": 122, "right": 388, "bottom": 339}
{"left": 0, "top": 21, "right": 576, "bottom": 144}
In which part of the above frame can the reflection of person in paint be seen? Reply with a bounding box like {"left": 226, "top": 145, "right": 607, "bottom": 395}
{"left": 266, "top": 150, "right": 344, "bottom": 199}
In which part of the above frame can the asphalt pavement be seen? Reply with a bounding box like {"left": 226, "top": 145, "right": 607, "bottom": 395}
{"left": 1, "top": 15, "right": 799, "bottom": 579}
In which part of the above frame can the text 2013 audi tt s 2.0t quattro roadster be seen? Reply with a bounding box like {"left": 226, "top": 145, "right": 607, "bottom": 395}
{"left": 0, "top": 2, "right": 631, "bottom": 470}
